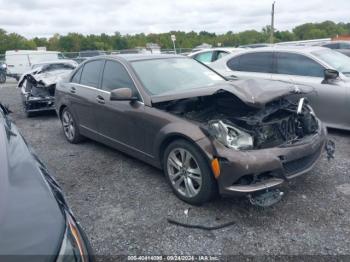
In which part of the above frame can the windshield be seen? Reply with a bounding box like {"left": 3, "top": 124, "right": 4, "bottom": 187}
{"left": 131, "top": 58, "right": 225, "bottom": 95}
{"left": 312, "top": 49, "right": 350, "bottom": 76}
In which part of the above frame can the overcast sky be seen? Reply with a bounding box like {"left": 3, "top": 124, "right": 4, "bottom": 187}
{"left": 0, "top": 0, "right": 349, "bottom": 38}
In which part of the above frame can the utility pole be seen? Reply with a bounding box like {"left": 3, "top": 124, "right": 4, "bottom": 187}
{"left": 270, "top": 1, "right": 275, "bottom": 44}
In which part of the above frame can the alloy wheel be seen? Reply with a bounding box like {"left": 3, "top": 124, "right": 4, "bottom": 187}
{"left": 62, "top": 110, "right": 75, "bottom": 141}
{"left": 167, "top": 148, "right": 202, "bottom": 198}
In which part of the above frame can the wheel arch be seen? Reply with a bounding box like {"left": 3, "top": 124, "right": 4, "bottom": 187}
{"left": 158, "top": 133, "right": 213, "bottom": 170}
{"left": 58, "top": 104, "right": 67, "bottom": 119}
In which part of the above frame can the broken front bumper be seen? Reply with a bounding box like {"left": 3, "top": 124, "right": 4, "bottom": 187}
{"left": 198, "top": 123, "right": 328, "bottom": 196}
{"left": 21, "top": 94, "right": 55, "bottom": 113}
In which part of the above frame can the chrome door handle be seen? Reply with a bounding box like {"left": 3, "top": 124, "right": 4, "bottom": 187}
{"left": 70, "top": 87, "right": 76, "bottom": 93}
{"left": 96, "top": 95, "right": 105, "bottom": 104}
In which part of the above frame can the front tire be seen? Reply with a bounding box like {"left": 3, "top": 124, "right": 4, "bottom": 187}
{"left": 61, "top": 107, "right": 84, "bottom": 143}
{"left": 163, "top": 139, "right": 217, "bottom": 205}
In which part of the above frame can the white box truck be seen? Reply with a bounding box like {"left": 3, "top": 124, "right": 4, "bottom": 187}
{"left": 5, "top": 50, "right": 61, "bottom": 80}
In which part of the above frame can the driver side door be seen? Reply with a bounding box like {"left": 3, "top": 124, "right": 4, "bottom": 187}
{"left": 93, "top": 59, "right": 148, "bottom": 158}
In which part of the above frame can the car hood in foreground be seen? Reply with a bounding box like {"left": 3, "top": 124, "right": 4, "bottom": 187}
{"left": 151, "top": 79, "right": 314, "bottom": 108}
{"left": 0, "top": 117, "right": 65, "bottom": 256}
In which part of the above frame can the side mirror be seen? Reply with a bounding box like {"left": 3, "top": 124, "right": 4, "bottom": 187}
{"left": 110, "top": 88, "right": 137, "bottom": 101}
{"left": 324, "top": 69, "right": 339, "bottom": 81}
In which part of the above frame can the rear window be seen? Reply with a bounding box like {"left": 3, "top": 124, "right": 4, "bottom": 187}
{"left": 193, "top": 52, "right": 213, "bottom": 63}
{"left": 227, "top": 52, "right": 274, "bottom": 73}
{"left": 323, "top": 43, "right": 339, "bottom": 49}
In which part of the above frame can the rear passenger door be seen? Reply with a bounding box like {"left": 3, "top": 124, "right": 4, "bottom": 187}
{"left": 226, "top": 52, "right": 274, "bottom": 80}
{"left": 68, "top": 59, "right": 104, "bottom": 133}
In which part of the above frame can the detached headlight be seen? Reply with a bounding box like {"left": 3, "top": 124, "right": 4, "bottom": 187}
{"left": 209, "top": 120, "right": 254, "bottom": 150}
{"left": 57, "top": 212, "right": 91, "bottom": 262}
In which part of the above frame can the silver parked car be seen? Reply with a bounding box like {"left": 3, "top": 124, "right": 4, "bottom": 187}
{"left": 188, "top": 48, "right": 244, "bottom": 64}
{"left": 210, "top": 46, "right": 350, "bottom": 131}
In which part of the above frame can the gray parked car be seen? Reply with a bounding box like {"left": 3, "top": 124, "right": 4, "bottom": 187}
{"left": 210, "top": 46, "right": 350, "bottom": 131}
{"left": 55, "top": 54, "right": 330, "bottom": 206}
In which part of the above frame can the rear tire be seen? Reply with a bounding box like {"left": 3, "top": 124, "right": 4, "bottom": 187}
{"left": 163, "top": 139, "right": 217, "bottom": 205}
{"left": 61, "top": 107, "right": 84, "bottom": 143}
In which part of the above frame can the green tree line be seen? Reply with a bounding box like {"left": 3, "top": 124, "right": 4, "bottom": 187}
{"left": 1, "top": 20, "right": 350, "bottom": 54}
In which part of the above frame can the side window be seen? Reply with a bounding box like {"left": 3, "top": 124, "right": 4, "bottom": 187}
{"left": 339, "top": 42, "right": 350, "bottom": 49}
{"left": 276, "top": 52, "right": 324, "bottom": 77}
{"left": 101, "top": 61, "right": 135, "bottom": 92}
{"left": 216, "top": 51, "right": 229, "bottom": 60}
{"left": 193, "top": 51, "right": 213, "bottom": 63}
{"left": 71, "top": 67, "right": 83, "bottom": 83}
{"left": 80, "top": 60, "right": 104, "bottom": 88}
{"left": 227, "top": 52, "right": 273, "bottom": 73}
{"left": 226, "top": 56, "right": 240, "bottom": 70}
{"left": 323, "top": 43, "right": 339, "bottom": 49}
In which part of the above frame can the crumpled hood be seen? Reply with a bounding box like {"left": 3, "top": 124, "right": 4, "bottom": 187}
{"left": 32, "top": 69, "right": 71, "bottom": 86}
{"left": 18, "top": 69, "right": 72, "bottom": 88}
{"left": 151, "top": 79, "right": 313, "bottom": 108}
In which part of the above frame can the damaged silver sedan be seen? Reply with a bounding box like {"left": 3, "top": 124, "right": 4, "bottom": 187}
{"left": 18, "top": 60, "right": 77, "bottom": 117}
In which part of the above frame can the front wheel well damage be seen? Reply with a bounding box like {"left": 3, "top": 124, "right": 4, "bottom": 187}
{"left": 159, "top": 134, "right": 213, "bottom": 171}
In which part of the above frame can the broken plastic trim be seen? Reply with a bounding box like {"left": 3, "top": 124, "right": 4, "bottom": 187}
{"left": 248, "top": 189, "right": 284, "bottom": 207}
{"left": 167, "top": 218, "right": 235, "bottom": 230}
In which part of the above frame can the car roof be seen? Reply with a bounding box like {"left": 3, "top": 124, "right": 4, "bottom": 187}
{"left": 191, "top": 46, "right": 330, "bottom": 57}
{"left": 188, "top": 47, "right": 243, "bottom": 56}
{"left": 5, "top": 50, "right": 59, "bottom": 55}
{"left": 321, "top": 40, "right": 350, "bottom": 44}
{"left": 256, "top": 45, "right": 327, "bottom": 52}
{"left": 32, "top": 59, "right": 77, "bottom": 65}
{"left": 209, "top": 45, "right": 333, "bottom": 66}
{"left": 225, "top": 45, "right": 329, "bottom": 54}
{"left": 102, "top": 54, "right": 186, "bottom": 62}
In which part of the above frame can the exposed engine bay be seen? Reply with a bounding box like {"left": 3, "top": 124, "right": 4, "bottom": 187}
{"left": 17, "top": 61, "right": 77, "bottom": 114}
{"left": 155, "top": 90, "right": 318, "bottom": 149}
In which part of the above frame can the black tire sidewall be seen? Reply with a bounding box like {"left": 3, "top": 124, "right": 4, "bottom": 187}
{"left": 163, "top": 139, "right": 217, "bottom": 205}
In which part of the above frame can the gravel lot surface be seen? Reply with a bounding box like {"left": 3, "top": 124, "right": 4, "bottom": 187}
{"left": 1, "top": 79, "right": 350, "bottom": 259}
